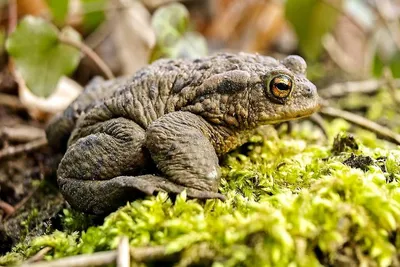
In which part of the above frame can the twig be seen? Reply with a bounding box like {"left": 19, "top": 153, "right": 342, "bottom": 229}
{"left": 130, "top": 245, "right": 167, "bottom": 262}
{"left": 319, "top": 0, "right": 365, "bottom": 34}
{"left": 319, "top": 79, "right": 400, "bottom": 98}
{"left": 21, "top": 246, "right": 168, "bottom": 267}
{"left": 58, "top": 36, "right": 115, "bottom": 80}
{"left": 369, "top": 0, "right": 400, "bottom": 52}
{"left": 25, "top": 247, "right": 53, "bottom": 263}
{"left": 320, "top": 106, "right": 400, "bottom": 145}
{"left": 0, "top": 137, "right": 48, "bottom": 161}
{"left": 21, "top": 250, "right": 118, "bottom": 267}
{"left": 309, "top": 113, "right": 328, "bottom": 138}
{"left": 4, "top": 186, "right": 38, "bottom": 220}
{"left": 0, "top": 92, "right": 25, "bottom": 110}
{"left": 0, "top": 200, "right": 15, "bottom": 215}
{"left": 117, "top": 236, "right": 130, "bottom": 267}
{"left": 322, "top": 34, "right": 361, "bottom": 76}
{"left": 382, "top": 67, "right": 400, "bottom": 106}
{"left": 7, "top": 0, "right": 17, "bottom": 34}
{"left": 1, "top": 126, "right": 46, "bottom": 142}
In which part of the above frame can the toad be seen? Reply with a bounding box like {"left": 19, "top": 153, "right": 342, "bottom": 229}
{"left": 46, "top": 53, "right": 319, "bottom": 214}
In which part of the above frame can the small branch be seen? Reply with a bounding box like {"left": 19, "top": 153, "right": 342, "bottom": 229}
{"left": 0, "top": 200, "right": 15, "bottom": 215}
{"left": 58, "top": 36, "right": 115, "bottom": 80}
{"left": 7, "top": 0, "right": 17, "bottom": 34}
{"left": 319, "top": 79, "right": 400, "bottom": 98}
{"left": 320, "top": 106, "right": 400, "bottom": 145}
{"left": 322, "top": 34, "right": 361, "bottom": 76}
{"left": 0, "top": 92, "right": 25, "bottom": 110}
{"left": 21, "top": 246, "right": 168, "bottom": 267}
{"left": 319, "top": 0, "right": 365, "bottom": 34}
{"left": 369, "top": 0, "right": 400, "bottom": 52}
{"left": 130, "top": 245, "right": 167, "bottom": 262}
{"left": 25, "top": 247, "right": 53, "bottom": 263}
{"left": 1, "top": 126, "right": 46, "bottom": 143}
{"left": 382, "top": 67, "right": 400, "bottom": 106}
{"left": 117, "top": 236, "right": 130, "bottom": 267}
{"left": 4, "top": 187, "right": 38, "bottom": 220}
{"left": 21, "top": 250, "right": 117, "bottom": 267}
{"left": 0, "top": 137, "right": 48, "bottom": 161}
{"left": 309, "top": 113, "right": 329, "bottom": 138}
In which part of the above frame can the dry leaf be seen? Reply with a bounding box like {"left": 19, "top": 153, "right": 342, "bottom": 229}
{"left": 16, "top": 70, "right": 82, "bottom": 121}
{"left": 110, "top": 0, "right": 156, "bottom": 75}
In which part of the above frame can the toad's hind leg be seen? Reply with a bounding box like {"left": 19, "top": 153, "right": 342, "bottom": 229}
{"left": 58, "top": 117, "right": 223, "bottom": 214}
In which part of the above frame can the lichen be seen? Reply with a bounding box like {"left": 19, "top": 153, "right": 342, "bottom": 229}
{"left": 1, "top": 119, "right": 400, "bottom": 266}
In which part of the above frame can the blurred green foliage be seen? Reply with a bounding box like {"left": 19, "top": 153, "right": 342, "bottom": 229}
{"left": 6, "top": 16, "right": 81, "bottom": 97}
{"left": 285, "top": 0, "right": 341, "bottom": 61}
{"left": 46, "top": 0, "right": 69, "bottom": 26}
{"left": 81, "top": 0, "right": 107, "bottom": 33}
{"left": 150, "top": 3, "right": 208, "bottom": 62}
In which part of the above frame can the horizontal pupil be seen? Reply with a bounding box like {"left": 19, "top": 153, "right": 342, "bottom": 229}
{"left": 276, "top": 82, "right": 289, "bottom": 91}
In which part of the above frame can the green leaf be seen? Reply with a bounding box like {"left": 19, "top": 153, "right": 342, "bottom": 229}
{"left": 6, "top": 16, "right": 81, "bottom": 97}
{"left": 285, "top": 0, "right": 341, "bottom": 61}
{"left": 46, "top": 0, "right": 69, "bottom": 26}
{"left": 81, "top": 0, "right": 106, "bottom": 33}
{"left": 150, "top": 3, "right": 207, "bottom": 61}
{"left": 152, "top": 2, "right": 189, "bottom": 46}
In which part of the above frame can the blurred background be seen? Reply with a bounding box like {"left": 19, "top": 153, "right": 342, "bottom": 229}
{"left": 0, "top": 0, "right": 399, "bottom": 118}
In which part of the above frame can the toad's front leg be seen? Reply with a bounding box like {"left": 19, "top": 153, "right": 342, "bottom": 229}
{"left": 146, "top": 111, "right": 223, "bottom": 192}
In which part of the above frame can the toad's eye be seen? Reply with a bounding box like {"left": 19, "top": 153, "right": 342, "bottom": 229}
{"left": 269, "top": 75, "right": 293, "bottom": 99}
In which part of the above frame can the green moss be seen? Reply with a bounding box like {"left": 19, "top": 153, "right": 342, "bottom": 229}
{"left": 1, "top": 122, "right": 400, "bottom": 266}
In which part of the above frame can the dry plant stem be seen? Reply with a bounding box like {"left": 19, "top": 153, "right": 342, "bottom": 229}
{"left": 0, "top": 137, "right": 47, "bottom": 161}
{"left": 1, "top": 126, "right": 45, "bottom": 142}
{"left": 0, "top": 92, "right": 25, "bottom": 110}
{"left": 21, "top": 246, "right": 167, "bottom": 267}
{"left": 26, "top": 247, "right": 53, "bottom": 263}
{"left": 370, "top": 0, "right": 400, "bottom": 52}
{"left": 130, "top": 245, "right": 167, "bottom": 262}
{"left": 117, "top": 236, "right": 130, "bottom": 267}
{"left": 320, "top": 106, "right": 400, "bottom": 145}
{"left": 382, "top": 67, "right": 400, "bottom": 106}
{"left": 21, "top": 250, "right": 118, "bottom": 267}
{"left": 319, "top": 79, "right": 400, "bottom": 98}
{"left": 319, "top": 0, "right": 365, "bottom": 33}
{"left": 0, "top": 200, "right": 15, "bottom": 215}
{"left": 309, "top": 113, "right": 328, "bottom": 138}
{"left": 7, "top": 0, "right": 17, "bottom": 34}
{"left": 4, "top": 186, "right": 38, "bottom": 220}
{"left": 58, "top": 36, "right": 115, "bottom": 80}
{"left": 322, "top": 34, "right": 360, "bottom": 76}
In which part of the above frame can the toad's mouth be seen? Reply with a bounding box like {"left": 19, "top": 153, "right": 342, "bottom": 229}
{"left": 260, "top": 102, "right": 321, "bottom": 124}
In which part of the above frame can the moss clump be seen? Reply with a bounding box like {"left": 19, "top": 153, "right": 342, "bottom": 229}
{"left": 1, "top": 120, "right": 400, "bottom": 266}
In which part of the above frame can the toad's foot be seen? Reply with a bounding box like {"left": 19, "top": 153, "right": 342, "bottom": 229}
{"left": 58, "top": 175, "right": 225, "bottom": 214}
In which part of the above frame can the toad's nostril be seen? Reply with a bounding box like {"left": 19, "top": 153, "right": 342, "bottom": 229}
{"left": 303, "top": 83, "right": 317, "bottom": 97}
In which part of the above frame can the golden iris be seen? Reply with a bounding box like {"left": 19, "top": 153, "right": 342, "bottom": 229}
{"left": 269, "top": 75, "right": 293, "bottom": 99}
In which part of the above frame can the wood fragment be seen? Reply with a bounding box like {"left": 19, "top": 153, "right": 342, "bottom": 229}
{"left": 319, "top": 79, "right": 394, "bottom": 98}
{"left": 20, "top": 246, "right": 168, "bottom": 267}
{"left": 130, "top": 245, "right": 167, "bottom": 262}
{"left": 309, "top": 113, "right": 328, "bottom": 138}
{"left": 117, "top": 236, "right": 130, "bottom": 267}
{"left": 25, "top": 247, "right": 52, "bottom": 263}
{"left": 0, "top": 137, "right": 47, "bottom": 161}
{"left": 21, "top": 250, "right": 117, "bottom": 267}
{"left": 0, "top": 200, "right": 15, "bottom": 215}
{"left": 7, "top": 0, "right": 17, "bottom": 34}
{"left": 1, "top": 126, "right": 46, "bottom": 142}
{"left": 0, "top": 93, "right": 25, "bottom": 110}
{"left": 320, "top": 106, "right": 400, "bottom": 145}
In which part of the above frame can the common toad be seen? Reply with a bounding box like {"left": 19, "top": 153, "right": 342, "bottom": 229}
{"left": 46, "top": 53, "right": 319, "bottom": 214}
